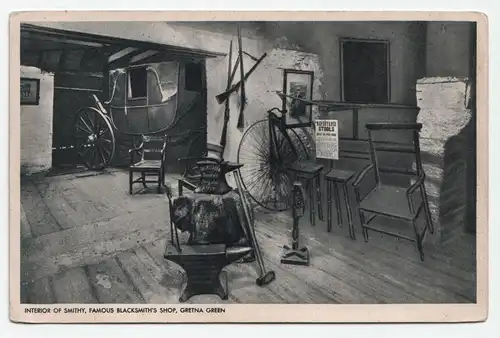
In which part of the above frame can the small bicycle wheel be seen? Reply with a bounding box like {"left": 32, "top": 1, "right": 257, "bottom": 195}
{"left": 237, "top": 119, "right": 310, "bottom": 211}
{"left": 73, "top": 106, "right": 116, "bottom": 170}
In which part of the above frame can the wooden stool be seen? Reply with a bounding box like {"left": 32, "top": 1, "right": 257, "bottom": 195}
{"left": 324, "top": 168, "right": 356, "bottom": 240}
{"left": 286, "top": 161, "right": 324, "bottom": 226}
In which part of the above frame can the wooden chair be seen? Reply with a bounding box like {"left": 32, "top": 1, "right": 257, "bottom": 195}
{"left": 353, "top": 123, "right": 434, "bottom": 261}
{"left": 128, "top": 135, "right": 167, "bottom": 194}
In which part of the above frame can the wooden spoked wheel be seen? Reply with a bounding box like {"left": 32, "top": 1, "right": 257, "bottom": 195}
{"left": 237, "top": 120, "right": 311, "bottom": 212}
{"left": 73, "top": 106, "right": 116, "bottom": 170}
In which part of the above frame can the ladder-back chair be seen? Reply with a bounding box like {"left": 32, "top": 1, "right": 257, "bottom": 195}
{"left": 353, "top": 123, "right": 434, "bottom": 261}
{"left": 128, "top": 135, "right": 167, "bottom": 194}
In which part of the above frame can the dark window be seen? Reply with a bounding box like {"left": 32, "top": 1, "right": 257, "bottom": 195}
{"left": 128, "top": 66, "right": 148, "bottom": 99}
{"left": 185, "top": 62, "right": 203, "bottom": 92}
{"left": 341, "top": 39, "right": 389, "bottom": 104}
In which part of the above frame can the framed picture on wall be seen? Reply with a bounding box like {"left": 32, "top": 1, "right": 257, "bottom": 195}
{"left": 20, "top": 78, "right": 40, "bottom": 105}
{"left": 282, "top": 69, "right": 314, "bottom": 128}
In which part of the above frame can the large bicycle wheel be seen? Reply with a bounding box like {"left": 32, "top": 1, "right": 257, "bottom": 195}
{"left": 73, "top": 106, "right": 116, "bottom": 170}
{"left": 237, "top": 119, "right": 311, "bottom": 211}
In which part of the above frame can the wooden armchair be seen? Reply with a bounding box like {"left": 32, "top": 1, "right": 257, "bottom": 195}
{"left": 353, "top": 123, "right": 434, "bottom": 261}
{"left": 128, "top": 135, "right": 167, "bottom": 194}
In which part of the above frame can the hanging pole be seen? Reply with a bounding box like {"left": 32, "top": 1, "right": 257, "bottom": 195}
{"left": 219, "top": 40, "right": 233, "bottom": 156}
{"left": 236, "top": 24, "right": 246, "bottom": 129}
{"left": 215, "top": 52, "right": 267, "bottom": 105}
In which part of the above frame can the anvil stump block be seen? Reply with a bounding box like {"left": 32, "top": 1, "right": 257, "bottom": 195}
{"left": 170, "top": 190, "right": 255, "bottom": 260}
{"left": 164, "top": 244, "right": 252, "bottom": 302}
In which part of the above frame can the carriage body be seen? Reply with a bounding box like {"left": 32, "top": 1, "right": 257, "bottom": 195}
{"left": 74, "top": 60, "right": 207, "bottom": 171}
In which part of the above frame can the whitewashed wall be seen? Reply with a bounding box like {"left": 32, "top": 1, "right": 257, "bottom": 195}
{"left": 20, "top": 66, "right": 54, "bottom": 175}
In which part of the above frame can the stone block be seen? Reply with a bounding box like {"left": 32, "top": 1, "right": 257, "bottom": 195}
{"left": 417, "top": 108, "right": 472, "bottom": 140}
{"left": 415, "top": 77, "right": 472, "bottom": 244}
{"left": 416, "top": 77, "right": 472, "bottom": 110}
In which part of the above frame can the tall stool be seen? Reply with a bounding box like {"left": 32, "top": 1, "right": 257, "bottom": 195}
{"left": 324, "top": 169, "right": 356, "bottom": 240}
{"left": 286, "top": 161, "right": 324, "bottom": 226}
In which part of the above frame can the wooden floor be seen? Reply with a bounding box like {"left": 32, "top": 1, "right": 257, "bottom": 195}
{"left": 19, "top": 169, "right": 476, "bottom": 304}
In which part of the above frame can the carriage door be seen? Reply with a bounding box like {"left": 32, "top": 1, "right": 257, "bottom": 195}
{"left": 164, "top": 59, "right": 208, "bottom": 173}
{"left": 52, "top": 73, "right": 103, "bottom": 169}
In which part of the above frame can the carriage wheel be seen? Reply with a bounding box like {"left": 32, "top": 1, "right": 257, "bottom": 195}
{"left": 237, "top": 120, "right": 310, "bottom": 211}
{"left": 73, "top": 106, "right": 116, "bottom": 170}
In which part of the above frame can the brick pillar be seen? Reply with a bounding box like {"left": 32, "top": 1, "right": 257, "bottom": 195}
{"left": 416, "top": 77, "right": 473, "bottom": 244}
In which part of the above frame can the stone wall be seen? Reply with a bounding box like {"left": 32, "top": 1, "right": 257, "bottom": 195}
{"left": 416, "top": 77, "right": 473, "bottom": 244}
{"left": 20, "top": 66, "right": 55, "bottom": 175}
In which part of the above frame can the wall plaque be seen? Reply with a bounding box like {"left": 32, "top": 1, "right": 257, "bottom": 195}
{"left": 21, "top": 78, "right": 40, "bottom": 106}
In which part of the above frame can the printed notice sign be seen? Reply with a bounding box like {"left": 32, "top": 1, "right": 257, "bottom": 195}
{"left": 314, "top": 119, "right": 339, "bottom": 160}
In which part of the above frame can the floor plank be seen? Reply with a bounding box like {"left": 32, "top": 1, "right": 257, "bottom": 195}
{"left": 256, "top": 217, "right": 387, "bottom": 304}
{"left": 33, "top": 180, "right": 81, "bottom": 229}
{"left": 52, "top": 267, "right": 97, "bottom": 303}
{"left": 261, "top": 256, "right": 340, "bottom": 304}
{"left": 25, "top": 276, "right": 56, "bottom": 304}
{"left": 57, "top": 179, "right": 109, "bottom": 225}
{"left": 20, "top": 181, "right": 61, "bottom": 237}
{"left": 145, "top": 238, "right": 284, "bottom": 304}
{"left": 20, "top": 282, "right": 29, "bottom": 303}
{"left": 20, "top": 203, "right": 170, "bottom": 283}
{"left": 266, "top": 212, "right": 473, "bottom": 303}
{"left": 20, "top": 202, "right": 33, "bottom": 239}
{"left": 86, "top": 257, "right": 145, "bottom": 304}
{"left": 19, "top": 169, "right": 477, "bottom": 305}
{"left": 116, "top": 248, "right": 183, "bottom": 304}
{"left": 224, "top": 263, "right": 285, "bottom": 304}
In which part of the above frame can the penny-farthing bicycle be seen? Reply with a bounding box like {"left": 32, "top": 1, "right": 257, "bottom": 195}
{"left": 237, "top": 92, "right": 317, "bottom": 212}
{"left": 72, "top": 63, "right": 206, "bottom": 170}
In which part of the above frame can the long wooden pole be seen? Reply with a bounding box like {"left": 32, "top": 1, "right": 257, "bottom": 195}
{"left": 237, "top": 25, "right": 246, "bottom": 129}
{"left": 219, "top": 40, "right": 233, "bottom": 155}
{"left": 215, "top": 52, "right": 267, "bottom": 105}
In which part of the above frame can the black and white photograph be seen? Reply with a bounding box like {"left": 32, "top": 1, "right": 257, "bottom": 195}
{"left": 283, "top": 69, "right": 314, "bottom": 126}
{"left": 9, "top": 11, "right": 488, "bottom": 324}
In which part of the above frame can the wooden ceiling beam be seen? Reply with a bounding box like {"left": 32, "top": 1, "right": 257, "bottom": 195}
{"left": 108, "top": 47, "right": 139, "bottom": 63}
{"left": 129, "top": 50, "right": 160, "bottom": 64}
{"left": 21, "top": 23, "right": 226, "bottom": 58}
{"left": 21, "top": 31, "right": 105, "bottom": 48}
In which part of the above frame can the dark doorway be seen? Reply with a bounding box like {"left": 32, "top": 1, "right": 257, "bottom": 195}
{"left": 52, "top": 74, "right": 104, "bottom": 168}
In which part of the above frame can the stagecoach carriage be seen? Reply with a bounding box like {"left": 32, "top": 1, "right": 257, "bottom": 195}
{"left": 73, "top": 59, "right": 208, "bottom": 172}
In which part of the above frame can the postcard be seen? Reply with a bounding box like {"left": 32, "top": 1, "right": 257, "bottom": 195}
{"left": 9, "top": 10, "right": 488, "bottom": 324}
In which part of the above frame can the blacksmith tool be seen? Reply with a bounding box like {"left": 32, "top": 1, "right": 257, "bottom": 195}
{"left": 229, "top": 163, "right": 276, "bottom": 286}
